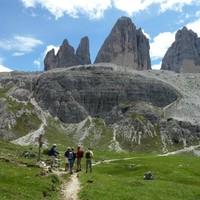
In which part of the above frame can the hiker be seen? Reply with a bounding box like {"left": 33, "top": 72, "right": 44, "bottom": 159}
{"left": 64, "top": 147, "right": 71, "bottom": 171}
{"left": 68, "top": 148, "right": 74, "bottom": 174}
{"left": 76, "top": 145, "right": 84, "bottom": 172}
{"left": 85, "top": 147, "right": 93, "bottom": 173}
{"left": 48, "top": 144, "right": 59, "bottom": 168}
{"left": 71, "top": 147, "right": 76, "bottom": 169}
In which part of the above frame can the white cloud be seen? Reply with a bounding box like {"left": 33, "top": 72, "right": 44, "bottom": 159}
{"left": 33, "top": 59, "right": 42, "bottom": 70}
{"left": 152, "top": 62, "right": 161, "bottom": 70}
{"left": 159, "top": 0, "right": 195, "bottom": 13}
{"left": 0, "top": 35, "right": 43, "bottom": 55}
{"left": 186, "top": 18, "right": 200, "bottom": 36}
{"left": 150, "top": 31, "right": 175, "bottom": 60}
{"left": 21, "top": 0, "right": 200, "bottom": 19}
{"left": 12, "top": 52, "right": 25, "bottom": 56}
{"left": 21, "top": 0, "right": 112, "bottom": 19}
{"left": 0, "top": 64, "right": 13, "bottom": 72}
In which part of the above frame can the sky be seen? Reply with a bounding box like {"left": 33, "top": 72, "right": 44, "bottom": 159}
{"left": 1, "top": 0, "right": 200, "bottom": 72}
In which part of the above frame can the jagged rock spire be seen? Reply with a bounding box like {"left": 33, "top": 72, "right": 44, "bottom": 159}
{"left": 44, "top": 37, "right": 91, "bottom": 71}
{"left": 94, "top": 16, "right": 151, "bottom": 70}
{"left": 161, "top": 27, "right": 200, "bottom": 72}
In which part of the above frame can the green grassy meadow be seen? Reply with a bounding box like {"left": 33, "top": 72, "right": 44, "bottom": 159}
{"left": 1, "top": 139, "right": 200, "bottom": 200}
{"left": 0, "top": 140, "right": 62, "bottom": 200}
{"left": 79, "top": 154, "right": 200, "bottom": 200}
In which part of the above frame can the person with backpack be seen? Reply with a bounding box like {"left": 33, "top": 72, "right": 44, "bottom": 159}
{"left": 85, "top": 147, "right": 93, "bottom": 173}
{"left": 76, "top": 145, "right": 84, "bottom": 172}
{"left": 48, "top": 144, "right": 59, "bottom": 168}
{"left": 71, "top": 147, "right": 76, "bottom": 169}
{"left": 64, "top": 147, "right": 71, "bottom": 171}
{"left": 68, "top": 148, "right": 74, "bottom": 174}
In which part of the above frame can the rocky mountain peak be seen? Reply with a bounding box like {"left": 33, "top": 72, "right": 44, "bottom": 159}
{"left": 94, "top": 16, "right": 151, "bottom": 70}
{"left": 62, "top": 39, "right": 69, "bottom": 46}
{"left": 44, "top": 49, "right": 56, "bottom": 71}
{"left": 76, "top": 36, "right": 91, "bottom": 65}
{"left": 175, "top": 26, "right": 198, "bottom": 41}
{"left": 161, "top": 27, "right": 200, "bottom": 72}
{"left": 44, "top": 37, "right": 91, "bottom": 71}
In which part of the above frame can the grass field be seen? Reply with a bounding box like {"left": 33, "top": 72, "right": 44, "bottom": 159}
{"left": 0, "top": 140, "right": 62, "bottom": 200}
{"left": 1, "top": 139, "right": 200, "bottom": 200}
{"left": 79, "top": 154, "right": 200, "bottom": 200}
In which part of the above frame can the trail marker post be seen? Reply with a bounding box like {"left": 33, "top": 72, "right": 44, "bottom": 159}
{"left": 38, "top": 134, "right": 43, "bottom": 161}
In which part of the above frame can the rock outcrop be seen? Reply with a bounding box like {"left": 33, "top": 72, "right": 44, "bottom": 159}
{"left": 56, "top": 39, "right": 80, "bottom": 68}
{"left": 44, "top": 37, "right": 91, "bottom": 71}
{"left": 34, "top": 64, "right": 178, "bottom": 123}
{"left": 44, "top": 49, "right": 57, "bottom": 71}
{"left": 76, "top": 36, "right": 91, "bottom": 65}
{"left": 1, "top": 65, "right": 200, "bottom": 152}
{"left": 161, "top": 27, "right": 200, "bottom": 72}
{"left": 94, "top": 16, "right": 151, "bottom": 70}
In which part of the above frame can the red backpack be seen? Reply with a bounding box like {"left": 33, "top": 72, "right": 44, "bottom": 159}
{"left": 77, "top": 150, "right": 84, "bottom": 158}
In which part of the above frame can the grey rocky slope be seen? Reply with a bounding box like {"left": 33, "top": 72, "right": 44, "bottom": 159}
{"left": 44, "top": 36, "right": 91, "bottom": 71}
{"left": 161, "top": 27, "right": 200, "bottom": 73}
{"left": 0, "top": 65, "right": 200, "bottom": 152}
{"left": 34, "top": 65, "right": 178, "bottom": 123}
{"left": 95, "top": 17, "right": 151, "bottom": 70}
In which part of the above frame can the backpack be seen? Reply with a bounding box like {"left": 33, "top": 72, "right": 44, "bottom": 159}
{"left": 68, "top": 151, "right": 73, "bottom": 160}
{"left": 48, "top": 148, "right": 53, "bottom": 156}
{"left": 77, "top": 150, "right": 84, "bottom": 158}
{"left": 64, "top": 150, "right": 69, "bottom": 157}
{"left": 85, "top": 151, "right": 91, "bottom": 159}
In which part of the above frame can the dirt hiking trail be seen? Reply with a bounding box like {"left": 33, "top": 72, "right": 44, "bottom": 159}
{"left": 61, "top": 173, "right": 80, "bottom": 200}
{"left": 60, "top": 144, "right": 200, "bottom": 200}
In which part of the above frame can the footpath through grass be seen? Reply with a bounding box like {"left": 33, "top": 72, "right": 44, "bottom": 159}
{"left": 79, "top": 154, "right": 200, "bottom": 200}
{"left": 0, "top": 140, "right": 62, "bottom": 200}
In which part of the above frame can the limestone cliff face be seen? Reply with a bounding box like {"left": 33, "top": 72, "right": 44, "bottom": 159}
{"left": 94, "top": 17, "right": 151, "bottom": 70}
{"left": 35, "top": 64, "right": 178, "bottom": 123}
{"left": 161, "top": 27, "right": 200, "bottom": 72}
{"left": 44, "top": 37, "right": 91, "bottom": 71}
{"left": 56, "top": 39, "right": 80, "bottom": 68}
{"left": 44, "top": 49, "right": 57, "bottom": 71}
{"left": 1, "top": 66, "right": 200, "bottom": 152}
{"left": 76, "top": 36, "right": 91, "bottom": 65}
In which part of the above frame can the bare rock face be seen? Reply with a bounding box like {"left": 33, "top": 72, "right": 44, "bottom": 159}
{"left": 44, "top": 49, "right": 57, "bottom": 71}
{"left": 56, "top": 39, "right": 80, "bottom": 68}
{"left": 94, "top": 16, "right": 151, "bottom": 70}
{"left": 34, "top": 65, "right": 178, "bottom": 123}
{"left": 161, "top": 27, "right": 200, "bottom": 72}
{"left": 76, "top": 36, "right": 91, "bottom": 65}
{"left": 44, "top": 37, "right": 91, "bottom": 71}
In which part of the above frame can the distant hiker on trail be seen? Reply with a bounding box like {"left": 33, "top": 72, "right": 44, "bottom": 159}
{"left": 85, "top": 147, "right": 93, "bottom": 173}
{"left": 64, "top": 147, "right": 71, "bottom": 171}
{"left": 48, "top": 144, "right": 59, "bottom": 168}
{"left": 68, "top": 148, "right": 74, "bottom": 174}
{"left": 76, "top": 145, "right": 84, "bottom": 172}
{"left": 71, "top": 147, "right": 76, "bottom": 168}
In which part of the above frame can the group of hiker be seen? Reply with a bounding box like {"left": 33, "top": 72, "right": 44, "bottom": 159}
{"left": 48, "top": 144, "right": 93, "bottom": 174}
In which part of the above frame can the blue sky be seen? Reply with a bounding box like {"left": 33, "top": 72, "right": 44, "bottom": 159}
{"left": 1, "top": 0, "right": 200, "bottom": 72}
